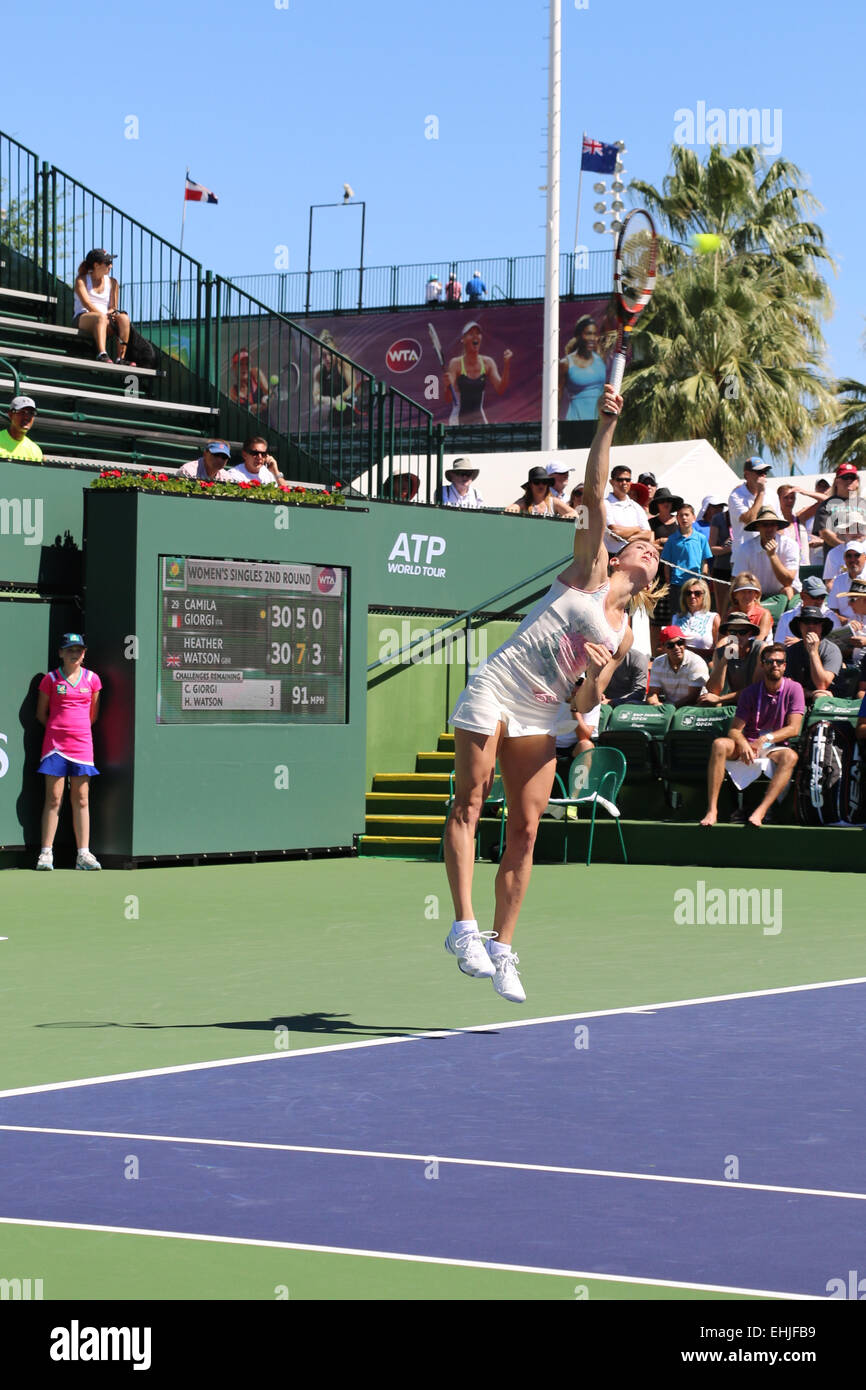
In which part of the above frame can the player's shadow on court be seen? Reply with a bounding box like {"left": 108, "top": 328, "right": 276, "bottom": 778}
{"left": 36, "top": 1012, "right": 496, "bottom": 1039}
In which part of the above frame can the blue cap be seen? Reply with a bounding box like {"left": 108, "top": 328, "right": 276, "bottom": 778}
{"left": 744, "top": 455, "right": 772, "bottom": 473}
{"left": 60, "top": 633, "right": 86, "bottom": 649}
{"left": 206, "top": 441, "right": 231, "bottom": 457}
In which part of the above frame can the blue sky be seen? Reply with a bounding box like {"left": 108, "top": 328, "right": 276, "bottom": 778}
{"left": 3, "top": 0, "right": 863, "bottom": 470}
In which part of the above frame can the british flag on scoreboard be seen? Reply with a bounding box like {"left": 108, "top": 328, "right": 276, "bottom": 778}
{"left": 580, "top": 137, "right": 618, "bottom": 174}
{"left": 184, "top": 175, "right": 218, "bottom": 204}
{"left": 165, "top": 653, "right": 181, "bottom": 667}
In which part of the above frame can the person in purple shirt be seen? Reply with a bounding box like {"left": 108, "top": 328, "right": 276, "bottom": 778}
{"left": 700, "top": 642, "right": 805, "bottom": 827}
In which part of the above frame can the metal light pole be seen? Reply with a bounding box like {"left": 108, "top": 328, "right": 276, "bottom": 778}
{"left": 541, "top": 0, "right": 561, "bottom": 453}
{"left": 305, "top": 199, "right": 367, "bottom": 315}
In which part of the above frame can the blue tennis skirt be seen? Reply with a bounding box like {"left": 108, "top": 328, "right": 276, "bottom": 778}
{"left": 39, "top": 752, "right": 100, "bottom": 777}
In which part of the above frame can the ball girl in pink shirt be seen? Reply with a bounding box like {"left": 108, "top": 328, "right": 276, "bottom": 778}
{"left": 35, "top": 633, "right": 102, "bottom": 870}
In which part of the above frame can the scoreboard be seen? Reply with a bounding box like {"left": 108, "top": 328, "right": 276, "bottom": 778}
{"left": 156, "top": 555, "right": 348, "bottom": 724}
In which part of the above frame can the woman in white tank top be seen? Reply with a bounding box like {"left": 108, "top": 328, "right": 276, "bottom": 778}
{"left": 443, "top": 383, "right": 664, "bottom": 1004}
{"left": 73, "top": 249, "right": 132, "bottom": 364}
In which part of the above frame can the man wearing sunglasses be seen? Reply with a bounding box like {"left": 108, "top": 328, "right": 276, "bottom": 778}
{"left": 700, "top": 642, "right": 804, "bottom": 827}
{"left": 646, "top": 625, "right": 709, "bottom": 708}
{"left": 0, "top": 396, "right": 43, "bottom": 462}
{"left": 229, "top": 435, "right": 281, "bottom": 485}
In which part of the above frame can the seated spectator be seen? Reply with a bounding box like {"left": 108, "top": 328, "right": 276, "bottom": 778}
{"left": 783, "top": 608, "right": 842, "bottom": 698}
{"left": 775, "top": 575, "right": 837, "bottom": 644}
{"left": 727, "top": 573, "right": 774, "bottom": 641}
{"left": 637, "top": 472, "right": 657, "bottom": 506}
{"left": 671, "top": 577, "right": 720, "bottom": 657}
{"left": 828, "top": 542, "right": 866, "bottom": 621}
{"left": 546, "top": 462, "right": 573, "bottom": 502}
{"left": 646, "top": 626, "right": 709, "bottom": 707}
{"left": 604, "top": 465, "right": 653, "bottom": 553}
{"left": 465, "top": 270, "right": 487, "bottom": 303}
{"left": 437, "top": 460, "right": 485, "bottom": 509}
{"left": 382, "top": 472, "right": 420, "bottom": 502}
{"left": 0, "top": 395, "right": 43, "bottom": 462}
{"left": 444, "top": 273, "right": 462, "bottom": 305}
{"left": 177, "top": 439, "right": 236, "bottom": 482}
{"left": 553, "top": 687, "right": 598, "bottom": 793}
{"left": 426, "top": 276, "right": 442, "bottom": 305}
{"left": 739, "top": 505, "right": 800, "bottom": 602}
{"left": 700, "top": 643, "right": 804, "bottom": 827}
{"left": 649, "top": 487, "right": 682, "bottom": 551}
{"left": 660, "top": 504, "right": 713, "bottom": 618}
{"left": 229, "top": 349, "right": 269, "bottom": 410}
{"left": 567, "top": 482, "right": 584, "bottom": 510}
{"left": 602, "top": 642, "right": 649, "bottom": 705}
{"left": 72, "top": 249, "right": 132, "bottom": 364}
{"left": 229, "top": 437, "right": 280, "bottom": 485}
{"left": 506, "top": 467, "right": 576, "bottom": 518}
{"left": 825, "top": 578, "right": 866, "bottom": 681}
{"left": 699, "top": 611, "right": 765, "bottom": 705}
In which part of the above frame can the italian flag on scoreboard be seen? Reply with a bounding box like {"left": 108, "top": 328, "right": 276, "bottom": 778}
{"left": 184, "top": 175, "right": 218, "bottom": 204}
{"left": 170, "top": 614, "right": 183, "bottom": 628}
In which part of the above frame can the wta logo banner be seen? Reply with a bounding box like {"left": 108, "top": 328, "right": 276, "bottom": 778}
{"left": 386, "top": 339, "right": 422, "bottom": 373}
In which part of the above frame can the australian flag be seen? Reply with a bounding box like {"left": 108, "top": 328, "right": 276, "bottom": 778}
{"left": 580, "top": 137, "right": 618, "bottom": 174}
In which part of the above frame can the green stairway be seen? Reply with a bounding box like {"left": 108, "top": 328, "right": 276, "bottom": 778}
{"left": 360, "top": 732, "right": 454, "bottom": 858}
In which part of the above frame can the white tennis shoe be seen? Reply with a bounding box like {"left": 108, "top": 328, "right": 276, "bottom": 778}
{"left": 36, "top": 849, "right": 54, "bottom": 871}
{"left": 75, "top": 849, "right": 102, "bottom": 871}
{"left": 444, "top": 926, "right": 496, "bottom": 979}
{"left": 487, "top": 944, "right": 526, "bottom": 1004}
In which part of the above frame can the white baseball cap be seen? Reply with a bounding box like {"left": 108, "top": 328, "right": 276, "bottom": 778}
{"left": 546, "top": 462, "right": 572, "bottom": 477}
{"left": 843, "top": 540, "right": 866, "bottom": 555}
{"left": 9, "top": 395, "right": 37, "bottom": 412}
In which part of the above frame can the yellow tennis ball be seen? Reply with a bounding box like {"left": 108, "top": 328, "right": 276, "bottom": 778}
{"left": 691, "top": 233, "right": 722, "bottom": 254}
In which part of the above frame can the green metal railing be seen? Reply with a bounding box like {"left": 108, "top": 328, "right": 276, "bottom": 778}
{"left": 228, "top": 249, "right": 614, "bottom": 316}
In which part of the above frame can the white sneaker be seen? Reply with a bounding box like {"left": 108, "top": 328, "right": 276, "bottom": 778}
{"left": 444, "top": 926, "right": 496, "bottom": 979}
{"left": 488, "top": 945, "right": 526, "bottom": 1004}
{"left": 36, "top": 849, "right": 54, "bottom": 871}
{"left": 75, "top": 849, "right": 102, "bottom": 871}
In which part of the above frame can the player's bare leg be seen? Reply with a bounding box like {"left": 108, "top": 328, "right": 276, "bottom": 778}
{"left": 492, "top": 735, "right": 558, "bottom": 946}
{"left": 443, "top": 726, "right": 501, "bottom": 980}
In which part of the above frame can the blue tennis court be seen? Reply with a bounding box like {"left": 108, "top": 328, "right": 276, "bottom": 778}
{"left": 2, "top": 979, "right": 864, "bottom": 1299}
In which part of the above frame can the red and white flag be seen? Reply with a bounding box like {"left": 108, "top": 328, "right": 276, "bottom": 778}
{"left": 184, "top": 176, "right": 218, "bottom": 205}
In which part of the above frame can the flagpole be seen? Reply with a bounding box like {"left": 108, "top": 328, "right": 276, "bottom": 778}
{"left": 541, "top": 0, "right": 561, "bottom": 454}
{"left": 573, "top": 130, "right": 585, "bottom": 255}
{"left": 174, "top": 168, "right": 189, "bottom": 323}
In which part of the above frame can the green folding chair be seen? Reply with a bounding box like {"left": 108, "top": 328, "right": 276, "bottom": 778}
{"left": 548, "top": 747, "right": 628, "bottom": 866}
{"left": 437, "top": 771, "right": 507, "bottom": 863}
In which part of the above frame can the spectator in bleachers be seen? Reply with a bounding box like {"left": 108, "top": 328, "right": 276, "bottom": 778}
{"left": 649, "top": 487, "right": 682, "bottom": 550}
{"left": 72, "top": 250, "right": 132, "bottom": 364}
{"left": 776, "top": 481, "right": 823, "bottom": 569}
{"left": 783, "top": 608, "right": 842, "bottom": 699}
{"left": 728, "top": 455, "right": 774, "bottom": 570}
{"left": 445, "top": 273, "right": 462, "bottom": 305}
{"left": 568, "top": 482, "right": 584, "bottom": 510}
{"left": 506, "top": 467, "right": 577, "bottom": 518}
{"left": 700, "top": 642, "right": 804, "bottom": 827}
{"left": 739, "top": 506, "right": 800, "bottom": 604}
{"left": 727, "top": 572, "right": 774, "bottom": 641}
{"left": 554, "top": 688, "right": 597, "bottom": 794}
{"left": 436, "top": 460, "right": 485, "bottom": 509}
{"left": 546, "top": 463, "right": 572, "bottom": 501}
{"left": 382, "top": 472, "right": 420, "bottom": 502}
{"left": 426, "top": 276, "right": 443, "bottom": 305}
{"left": 177, "top": 439, "right": 237, "bottom": 483}
{"left": 825, "top": 578, "right": 866, "bottom": 679}
{"left": 638, "top": 472, "right": 657, "bottom": 505}
{"left": 694, "top": 494, "right": 724, "bottom": 538}
{"left": 660, "top": 504, "right": 713, "bottom": 618}
{"left": 646, "top": 626, "right": 709, "bottom": 707}
{"left": 0, "top": 396, "right": 43, "bottom": 462}
{"left": 814, "top": 463, "right": 866, "bottom": 576}
{"left": 671, "top": 577, "right": 720, "bottom": 657}
{"left": 828, "top": 542, "right": 866, "bottom": 621}
{"left": 602, "top": 642, "right": 649, "bottom": 705}
{"left": 465, "top": 270, "right": 487, "bottom": 303}
{"left": 229, "top": 349, "right": 269, "bottom": 410}
{"left": 700, "top": 611, "right": 765, "bottom": 705}
{"left": 604, "top": 464, "right": 653, "bottom": 553}
{"left": 229, "top": 436, "right": 280, "bottom": 485}
{"left": 707, "top": 501, "right": 733, "bottom": 612}
{"left": 776, "top": 575, "right": 837, "bottom": 644}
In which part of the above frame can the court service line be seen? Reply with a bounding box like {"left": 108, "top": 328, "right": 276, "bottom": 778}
{"left": 0, "top": 1216, "right": 816, "bottom": 1300}
{"left": 1, "top": 1122, "right": 864, "bottom": 1205}
{"left": 0, "top": 975, "right": 863, "bottom": 1101}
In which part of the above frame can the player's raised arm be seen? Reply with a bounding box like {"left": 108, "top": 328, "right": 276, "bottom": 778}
{"left": 559, "top": 384, "right": 621, "bottom": 590}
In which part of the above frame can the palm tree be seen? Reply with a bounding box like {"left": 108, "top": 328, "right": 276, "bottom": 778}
{"left": 620, "top": 145, "right": 837, "bottom": 466}
{"left": 823, "top": 379, "right": 866, "bottom": 467}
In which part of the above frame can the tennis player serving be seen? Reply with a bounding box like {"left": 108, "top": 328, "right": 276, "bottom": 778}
{"left": 443, "top": 384, "right": 662, "bottom": 1002}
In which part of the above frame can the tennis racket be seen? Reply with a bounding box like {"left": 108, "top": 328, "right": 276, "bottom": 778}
{"left": 606, "top": 208, "right": 658, "bottom": 403}
{"left": 427, "top": 322, "right": 445, "bottom": 367}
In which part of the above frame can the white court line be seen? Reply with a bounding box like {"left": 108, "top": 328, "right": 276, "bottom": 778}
{"left": 1, "top": 1122, "right": 864, "bottom": 1205}
{"left": 0, "top": 1216, "right": 817, "bottom": 1300}
{"left": 1, "top": 974, "right": 864, "bottom": 1101}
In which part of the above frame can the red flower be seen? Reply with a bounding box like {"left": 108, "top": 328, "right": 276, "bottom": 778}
{"left": 199, "top": 480, "right": 214, "bottom": 489}
{"left": 157, "top": 473, "right": 169, "bottom": 482}
{"left": 144, "top": 473, "right": 155, "bottom": 481}
{"left": 294, "top": 485, "right": 306, "bottom": 493}
{"left": 335, "top": 482, "right": 343, "bottom": 489}
{"left": 99, "top": 471, "right": 108, "bottom": 478}
{"left": 237, "top": 481, "right": 251, "bottom": 489}
{"left": 250, "top": 478, "right": 262, "bottom": 486}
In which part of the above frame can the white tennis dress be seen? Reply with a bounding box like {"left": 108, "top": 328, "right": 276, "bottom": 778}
{"left": 450, "top": 579, "right": 627, "bottom": 738}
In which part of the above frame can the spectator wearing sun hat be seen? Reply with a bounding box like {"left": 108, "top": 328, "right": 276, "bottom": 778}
{"left": 177, "top": 439, "right": 237, "bottom": 483}
{"left": 739, "top": 504, "right": 800, "bottom": 600}
{"left": 506, "top": 466, "right": 576, "bottom": 518}
{"left": 783, "top": 607, "right": 842, "bottom": 698}
{"left": 826, "top": 578, "right": 866, "bottom": 685}
{"left": 436, "top": 459, "right": 485, "bottom": 509}
{"left": 465, "top": 270, "right": 487, "bottom": 303}
{"left": 828, "top": 541, "right": 866, "bottom": 621}
{"left": 646, "top": 626, "right": 709, "bottom": 707}
{"left": 648, "top": 486, "right": 684, "bottom": 549}
{"left": 700, "top": 610, "right": 765, "bottom": 705}
{"left": 0, "top": 396, "right": 43, "bottom": 462}
{"left": 426, "top": 276, "right": 442, "bottom": 305}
